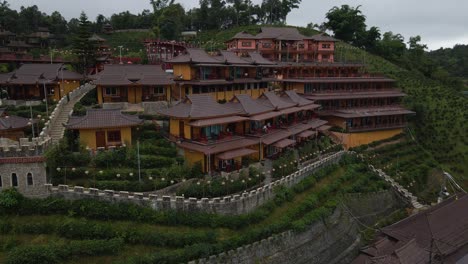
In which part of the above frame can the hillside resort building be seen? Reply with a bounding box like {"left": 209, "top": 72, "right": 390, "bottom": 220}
{"left": 38, "top": 26, "right": 414, "bottom": 169}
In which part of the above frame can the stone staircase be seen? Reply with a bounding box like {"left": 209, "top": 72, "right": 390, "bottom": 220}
{"left": 352, "top": 152, "right": 427, "bottom": 210}
{"left": 47, "top": 84, "right": 95, "bottom": 144}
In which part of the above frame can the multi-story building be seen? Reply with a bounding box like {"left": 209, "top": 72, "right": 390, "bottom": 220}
{"left": 225, "top": 27, "right": 337, "bottom": 63}
{"left": 282, "top": 69, "right": 414, "bottom": 148}
{"left": 158, "top": 91, "right": 327, "bottom": 173}
{"left": 93, "top": 64, "right": 174, "bottom": 105}
{"left": 168, "top": 48, "right": 277, "bottom": 101}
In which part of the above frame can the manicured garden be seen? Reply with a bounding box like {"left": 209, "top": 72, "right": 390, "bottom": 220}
{"left": 0, "top": 154, "right": 390, "bottom": 263}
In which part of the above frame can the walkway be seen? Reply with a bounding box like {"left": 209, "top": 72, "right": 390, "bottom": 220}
{"left": 48, "top": 84, "right": 95, "bottom": 144}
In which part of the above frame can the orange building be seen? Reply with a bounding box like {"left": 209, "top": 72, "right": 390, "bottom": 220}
{"left": 158, "top": 91, "right": 327, "bottom": 172}
{"left": 65, "top": 109, "right": 143, "bottom": 150}
{"left": 93, "top": 64, "right": 174, "bottom": 105}
{"left": 167, "top": 48, "right": 278, "bottom": 101}
{"left": 0, "top": 63, "right": 82, "bottom": 103}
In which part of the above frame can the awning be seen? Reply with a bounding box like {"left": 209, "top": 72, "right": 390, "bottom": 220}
{"left": 262, "top": 130, "right": 292, "bottom": 145}
{"left": 317, "top": 125, "right": 332, "bottom": 131}
{"left": 189, "top": 116, "right": 249, "bottom": 127}
{"left": 217, "top": 148, "right": 258, "bottom": 160}
{"left": 298, "top": 104, "right": 321, "bottom": 111}
{"left": 273, "top": 138, "right": 296, "bottom": 148}
{"left": 280, "top": 107, "right": 302, "bottom": 115}
{"left": 249, "top": 111, "right": 283, "bottom": 121}
{"left": 297, "top": 130, "right": 316, "bottom": 138}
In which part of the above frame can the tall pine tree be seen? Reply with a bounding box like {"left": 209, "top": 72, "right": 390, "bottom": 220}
{"left": 72, "top": 12, "right": 95, "bottom": 74}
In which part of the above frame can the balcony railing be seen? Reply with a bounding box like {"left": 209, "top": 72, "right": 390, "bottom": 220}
{"left": 346, "top": 123, "right": 406, "bottom": 132}
{"left": 142, "top": 94, "right": 166, "bottom": 102}
{"left": 191, "top": 133, "right": 243, "bottom": 146}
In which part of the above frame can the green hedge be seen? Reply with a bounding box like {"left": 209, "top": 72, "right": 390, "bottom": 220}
{"left": 6, "top": 238, "right": 124, "bottom": 264}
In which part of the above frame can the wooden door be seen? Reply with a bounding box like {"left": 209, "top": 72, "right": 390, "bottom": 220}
{"left": 179, "top": 121, "right": 185, "bottom": 138}
{"left": 96, "top": 131, "right": 106, "bottom": 148}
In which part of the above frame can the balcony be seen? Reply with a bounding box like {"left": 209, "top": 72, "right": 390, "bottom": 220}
{"left": 142, "top": 94, "right": 166, "bottom": 102}
{"left": 191, "top": 133, "right": 245, "bottom": 146}
{"left": 347, "top": 123, "right": 407, "bottom": 132}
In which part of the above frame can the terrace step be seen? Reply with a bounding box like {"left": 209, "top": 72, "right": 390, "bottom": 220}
{"left": 48, "top": 84, "right": 95, "bottom": 144}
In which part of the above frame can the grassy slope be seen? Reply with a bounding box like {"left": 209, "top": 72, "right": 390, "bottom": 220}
{"left": 99, "top": 31, "right": 154, "bottom": 55}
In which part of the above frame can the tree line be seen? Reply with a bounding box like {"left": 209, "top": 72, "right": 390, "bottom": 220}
{"left": 0, "top": 0, "right": 302, "bottom": 39}
{"left": 320, "top": 5, "right": 464, "bottom": 89}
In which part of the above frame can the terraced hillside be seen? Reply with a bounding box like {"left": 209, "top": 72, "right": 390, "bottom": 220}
{"left": 0, "top": 155, "right": 390, "bottom": 264}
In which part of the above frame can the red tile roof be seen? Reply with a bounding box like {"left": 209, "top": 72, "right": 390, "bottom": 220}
{"left": 273, "top": 138, "right": 296, "bottom": 148}
{"left": 231, "top": 31, "right": 258, "bottom": 40}
{"left": 257, "top": 91, "right": 297, "bottom": 110}
{"left": 256, "top": 27, "right": 305, "bottom": 41}
{"left": 352, "top": 194, "right": 468, "bottom": 264}
{"left": 217, "top": 148, "right": 257, "bottom": 160}
{"left": 2, "top": 63, "right": 82, "bottom": 85}
{"left": 282, "top": 90, "right": 316, "bottom": 106}
{"left": 93, "top": 64, "right": 174, "bottom": 86}
{"left": 177, "top": 137, "right": 258, "bottom": 155}
{"left": 304, "top": 33, "right": 338, "bottom": 42}
{"left": 304, "top": 90, "right": 406, "bottom": 100}
{"left": 158, "top": 94, "right": 241, "bottom": 119}
{"left": 322, "top": 107, "right": 415, "bottom": 118}
{"left": 189, "top": 116, "right": 249, "bottom": 127}
{"left": 65, "top": 109, "right": 143, "bottom": 130}
{"left": 282, "top": 77, "right": 396, "bottom": 83}
{"left": 0, "top": 114, "right": 31, "bottom": 130}
{"left": 226, "top": 94, "right": 274, "bottom": 116}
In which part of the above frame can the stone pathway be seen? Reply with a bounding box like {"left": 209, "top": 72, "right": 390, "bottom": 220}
{"left": 49, "top": 84, "right": 95, "bottom": 144}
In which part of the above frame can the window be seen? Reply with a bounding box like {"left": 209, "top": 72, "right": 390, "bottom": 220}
{"left": 107, "top": 130, "right": 121, "bottom": 142}
{"left": 27, "top": 173, "right": 33, "bottom": 186}
{"left": 11, "top": 173, "right": 18, "bottom": 187}
{"left": 298, "top": 44, "right": 305, "bottom": 49}
{"left": 322, "top": 43, "right": 331, "bottom": 49}
{"left": 105, "top": 87, "right": 119, "bottom": 96}
{"left": 262, "top": 42, "right": 272, "bottom": 48}
{"left": 152, "top": 86, "right": 164, "bottom": 95}
{"left": 242, "top": 41, "right": 252, "bottom": 47}
{"left": 47, "top": 87, "right": 55, "bottom": 95}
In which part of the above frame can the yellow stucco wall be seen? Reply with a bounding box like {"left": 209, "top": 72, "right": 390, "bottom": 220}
{"left": 54, "top": 81, "right": 80, "bottom": 101}
{"left": 97, "top": 86, "right": 103, "bottom": 104}
{"left": 169, "top": 119, "right": 180, "bottom": 137}
{"left": 184, "top": 150, "right": 205, "bottom": 171}
{"left": 331, "top": 128, "right": 403, "bottom": 149}
{"left": 78, "top": 127, "right": 133, "bottom": 150}
{"left": 184, "top": 122, "right": 192, "bottom": 140}
{"left": 173, "top": 65, "right": 192, "bottom": 80}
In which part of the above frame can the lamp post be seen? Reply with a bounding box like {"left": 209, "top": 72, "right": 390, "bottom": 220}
{"left": 137, "top": 140, "right": 141, "bottom": 183}
{"left": 27, "top": 101, "right": 35, "bottom": 138}
{"left": 42, "top": 81, "right": 49, "bottom": 118}
{"left": 85, "top": 170, "right": 89, "bottom": 186}
{"left": 118, "top": 46, "right": 124, "bottom": 64}
{"left": 56, "top": 167, "right": 75, "bottom": 185}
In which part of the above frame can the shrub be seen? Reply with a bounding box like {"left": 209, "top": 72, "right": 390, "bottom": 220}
{"left": 0, "top": 188, "right": 24, "bottom": 213}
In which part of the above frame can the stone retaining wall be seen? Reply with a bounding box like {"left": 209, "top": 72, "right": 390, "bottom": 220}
{"left": 191, "top": 190, "right": 400, "bottom": 264}
{"left": 46, "top": 151, "right": 346, "bottom": 215}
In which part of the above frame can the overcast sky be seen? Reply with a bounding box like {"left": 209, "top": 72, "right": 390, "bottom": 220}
{"left": 8, "top": 0, "right": 468, "bottom": 50}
